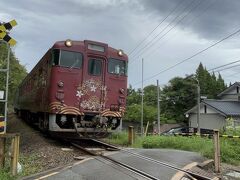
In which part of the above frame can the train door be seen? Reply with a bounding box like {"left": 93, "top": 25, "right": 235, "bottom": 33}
{"left": 79, "top": 57, "right": 106, "bottom": 112}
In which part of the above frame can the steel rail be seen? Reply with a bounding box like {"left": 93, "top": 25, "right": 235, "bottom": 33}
{"left": 71, "top": 142, "right": 160, "bottom": 180}
{"left": 91, "top": 139, "right": 213, "bottom": 180}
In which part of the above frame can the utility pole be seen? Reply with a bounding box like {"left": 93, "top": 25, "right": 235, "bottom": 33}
{"left": 141, "top": 58, "right": 144, "bottom": 136}
{"left": 197, "top": 81, "right": 200, "bottom": 133}
{"left": 157, "top": 80, "right": 160, "bottom": 135}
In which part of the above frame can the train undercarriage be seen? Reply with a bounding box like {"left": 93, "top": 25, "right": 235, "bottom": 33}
{"left": 16, "top": 109, "right": 122, "bottom": 138}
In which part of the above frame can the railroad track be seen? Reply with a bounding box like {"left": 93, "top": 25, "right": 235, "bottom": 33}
{"left": 71, "top": 138, "right": 159, "bottom": 180}
{"left": 70, "top": 138, "right": 217, "bottom": 180}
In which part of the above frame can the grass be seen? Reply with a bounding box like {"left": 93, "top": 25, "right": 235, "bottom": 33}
{"left": 19, "top": 154, "right": 42, "bottom": 177}
{"left": 106, "top": 131, "right": 129, "bottom": 146}
{"left": 0, "top": 169, "right": 15, "bottom": 180}
{"left": 106, "top": 132, "right": 240, "bottom": 165}
{"left": 0, "top": 153, "right": 42, "bottom": 180}
{"left": 222, "top": 126, "right": 240, "bottom": 136}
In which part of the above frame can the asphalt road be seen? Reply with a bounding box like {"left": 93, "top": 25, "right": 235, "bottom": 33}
{"left": 39, "top": 149, "right": 205, "bottom": 180}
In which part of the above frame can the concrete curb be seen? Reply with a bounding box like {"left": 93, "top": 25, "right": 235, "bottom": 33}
{"left": 171, "top": 162, "right": 198, "bottom": 180}
{"left": 171, "top": 159, "right": 219, "bottom": 180}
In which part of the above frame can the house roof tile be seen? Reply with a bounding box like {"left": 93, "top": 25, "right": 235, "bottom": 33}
{"left": 203, "top": 99, "right": 240, "bottom": 116}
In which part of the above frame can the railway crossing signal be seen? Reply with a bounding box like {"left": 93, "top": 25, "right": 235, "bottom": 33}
{"left": 0, "top": 19, "right": 17, "bottom": 134}
{"left": 0, "top": 20, "right": 17, "bottom": 46}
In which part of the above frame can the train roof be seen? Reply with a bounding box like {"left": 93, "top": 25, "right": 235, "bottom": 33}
{"left": 52, "top": 40, "right": 128, "bottom": 60}
{"left": 18, "top": 40, "right": 128, "bottom": 88}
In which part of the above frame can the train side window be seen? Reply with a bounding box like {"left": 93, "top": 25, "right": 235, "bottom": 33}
{"left": 88, "top": 59, "right": 102, "bottom": 76}
{"left": 52, "top": 49, "right": 60, "bottom": 65}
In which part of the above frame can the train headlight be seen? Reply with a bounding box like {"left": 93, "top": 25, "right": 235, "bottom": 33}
{"left": 60, "top": 115, "right": 67, "bottom": 124}
{"left": 65, "top": 39, "right": 72, "bottom": 47}
{"left": 118, "top": 49, "right": 123, "bottom": 56}
{"left": 110, "top": 104, "right": 119, "bottom": 111}
{"left": 112, "top": 118, "right": 117, "bottom": 124}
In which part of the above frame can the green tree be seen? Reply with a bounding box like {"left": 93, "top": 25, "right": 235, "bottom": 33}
{"left": 160, "top": 76, "right": 197, "bottom": 123}
{"left": 126, "top": 86, "right": 141, "bottom": 106}
{"left": 0, "top": 43, "right": 27, "bottom": 113}
{"left": 125, "top": 84, "right": 159, "bottom": 123}
{"left": 216, "top": 73, "right": 226, "bottom": 94}
{"left": 124, "top": 104, "right": 157, "bottom": 124}
{"left": 143, "top": 85, "right": 158, "bottom": 106}
{"left": 196, "top": 63, "right": 226, "bottom": 99}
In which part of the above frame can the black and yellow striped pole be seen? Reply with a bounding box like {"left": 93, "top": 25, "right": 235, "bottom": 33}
{"left": 0, "top": 116, "right": 4, "bottom": 134}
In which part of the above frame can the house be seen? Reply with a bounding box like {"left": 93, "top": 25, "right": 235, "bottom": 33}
{"left": 185, "top": 82, "right": 240, "bottom": 130}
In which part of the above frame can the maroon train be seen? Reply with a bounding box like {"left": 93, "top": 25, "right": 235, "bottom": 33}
{"left": 14, "top": 40, "right": 128, "bottom": 137}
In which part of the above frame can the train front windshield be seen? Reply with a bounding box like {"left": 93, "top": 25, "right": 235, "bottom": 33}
{"left": 52, "top": 49, "right": 83, "bottom": 68}
{"left": 108, "top": 58, "right": 128, "bottom": 76}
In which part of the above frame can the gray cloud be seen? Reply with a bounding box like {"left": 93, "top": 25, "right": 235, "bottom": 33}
{"left": 139, "top": 0, "right": 240, "bottom": 40}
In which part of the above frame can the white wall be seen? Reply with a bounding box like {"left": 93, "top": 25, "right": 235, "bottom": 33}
{"left": 189, "top": 113, "right": 226, "bottom": 130}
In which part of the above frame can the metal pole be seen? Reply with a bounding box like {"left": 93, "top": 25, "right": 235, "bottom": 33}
{"left": 141, "top": 58, "right": 144, "bottom": 136}
{"left": 2, "top": 41, "right": 10, "bottom": 134}
{"left": 157, "top": 80, "right": 160, "bottom": 135}
{"left": 0, "top": 137, "right": 6, "bottom": 168}
{"left": 197, "top": 83, "right": 200, "bottom": 133}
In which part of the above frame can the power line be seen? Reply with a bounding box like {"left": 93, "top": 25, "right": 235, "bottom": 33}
{"left": 139, "top": 0, "right": 216, "bottom": 61}
{"left": 130, "top": 0, "right": 197, "bottom": 62}
{"left": 225, "top": 71, "right": 240, "bottom": 78}
{"left": 132, "top": 27, "right": 240, "bottom": 86}
{"left": 207, "top": 59, "right": 240, "bottom": 71}
{"left": 211, "top": 63, "right": 240, "bottom": 73}
{"left": 131, "top": 0, "right": 204, "bottom": 62}
{"left": 128, "top": 0, "right": 185, "bottom": 56}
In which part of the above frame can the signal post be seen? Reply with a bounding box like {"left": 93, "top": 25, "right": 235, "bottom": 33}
{"left": 0, "top": 19, "right": 20, "bottom": 175}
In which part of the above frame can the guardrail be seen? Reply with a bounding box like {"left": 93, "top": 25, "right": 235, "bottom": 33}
{"left": 173, "top": 133, "right": 240, "bottom": 138}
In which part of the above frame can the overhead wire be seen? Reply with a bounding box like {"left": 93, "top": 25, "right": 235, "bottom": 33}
{"left": 140, "top": 0, "right": 217, "bottom": 61}
{"left": 128, "top": 0, "right": 217, "bottom": 80}
{"left": 207, "top": 59, "right": 240, "bottom": 71}
{"left": 132, "top": 27, "right": 240, "bottom": 86}
{"left": 128, "top": 0, "right": 185, "bottom": 56}
{"left": 129, "top": 0, "right": 197, "bottom": 63}
{"left": 131, "top": 0, "right": 204, "bottom": 62}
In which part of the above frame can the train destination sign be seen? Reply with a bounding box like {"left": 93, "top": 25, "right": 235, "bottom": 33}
{"left": 0, "top": 19, "right": 17, "bottom": 46}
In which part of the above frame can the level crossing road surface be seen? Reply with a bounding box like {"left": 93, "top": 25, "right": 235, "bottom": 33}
{"left": 39, "top": 149, "right": 205, "bottom": 180}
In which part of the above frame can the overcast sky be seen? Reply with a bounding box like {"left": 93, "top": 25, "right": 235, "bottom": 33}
{"left": 1, "top": 0, "right": 240, "bottom": 89}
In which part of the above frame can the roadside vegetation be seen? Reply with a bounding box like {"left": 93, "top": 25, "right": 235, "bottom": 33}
{"left": 0, "top": 152, "right": 41, "bottom": 180}
{"left": 107, "top": 132, "right": 240, "bottom": 165}
{"left": 125, "top": 63, "right": 226, "bottom": 126}
{"left": 0, "top": 43, "right": 27, "bottom": 113}
{"left": 0, "top": 169, "right": 14, "bottom": 180}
